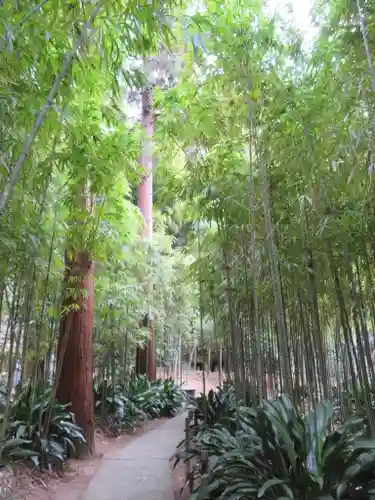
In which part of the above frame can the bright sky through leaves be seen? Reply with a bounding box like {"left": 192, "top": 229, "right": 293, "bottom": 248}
{"left": 267, "top": 0, "right": 318, "bottom": 47}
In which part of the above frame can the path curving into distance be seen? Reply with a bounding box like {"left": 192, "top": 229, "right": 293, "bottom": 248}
{"left": 82, "top": 413, "right": 185, "bottom": 500}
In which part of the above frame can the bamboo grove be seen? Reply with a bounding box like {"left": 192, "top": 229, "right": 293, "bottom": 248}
{"left": 1, "top": 0, "right": 375, "bottom": 476}
{"left": 155, "top": 0, "right": 375, "bottom": 424}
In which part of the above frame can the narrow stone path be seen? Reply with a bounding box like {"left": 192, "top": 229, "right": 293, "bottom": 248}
{"left": 82, "top": 413, "right": 185, "bottom": 500}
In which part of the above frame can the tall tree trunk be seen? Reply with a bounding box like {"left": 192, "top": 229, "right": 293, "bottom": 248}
{"left": 135, "top": 64, "right": 156, "bottom": 382}
{"left": 56, "top": 251, "right": 95, "bottom": 456}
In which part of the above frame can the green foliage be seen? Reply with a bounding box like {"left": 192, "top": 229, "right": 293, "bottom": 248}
{"left": 0, "top": 438, "right": 39, "bottom": 467}
{"left": 3, "top": 0, "right": 375, "bottom": 489}
{"left": 0, "top": 0, "right": 200, "bottom": 428}
{"left": 3, "top": 384, "right": 85, "bottom": 470}
{"left": 151, "top": 0, "right": 375, "bottom": 425}
{"left": 173, "top": 383, "right": 242, "bottom": 480}
{"left": 94, "top": 234, "right": 198, "bottom": 366}
{"left": 193, "top": 386, "right": 237, "bottom": 429}
{"left": 134, "top": 378, "right": 186, "bottom": 418}
{"left": 131, "top": 377, "right": 186, "bottom": 418}
{"left": 189, "top": 395, "right": 375, "bottom": 500}
{"left": 94, "top": 375, "right": 186, "bottom": 433}
{"left": 93, "top": 381, "right": 146, "bottom": 433}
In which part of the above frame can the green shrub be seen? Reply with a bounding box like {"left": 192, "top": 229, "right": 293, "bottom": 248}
{"left": 194, "top": 386, "right": 237, "bottom": 428}
{"left": 191, "top": 395, "right": 375, "bottom": 500}
{"left": 93, "top": 376, "right": 186, "bottom": 432}
{"left": 133, "top": 378, "right": 186, "bottom": 418}
{"left": 93, "top": 381, "right": 146, "bottom": 433}
{"left": 128, "top": 374, "right": 151, "bottom": 396}
{"left": 5, "top": 384, "right": 85, "bottom": 470}
{"left": 0, "top": 438, "right": 39, "bottom": 467}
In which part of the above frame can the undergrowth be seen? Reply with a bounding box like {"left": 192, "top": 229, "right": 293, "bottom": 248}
{"left": 176, "top": 386, "right": 375, "bottom": 500}
{"left": 0, "top": 375, "right": 185, "bottom": 471}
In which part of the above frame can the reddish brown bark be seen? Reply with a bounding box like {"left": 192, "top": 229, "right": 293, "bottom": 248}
{"left": 136, "top": 339, "right": 156, "bottom": 380}
{"left": 135, "top": 81, "right": 156, "bottom": 382}
{"left": 56, "top": 251, "right": 95, "bottom": 456}
{"left": 136, "top": 314, "right": 148, "bottom": 374}
{"left": 135, "top": 343, "right": 148, "bottom": 374}
{"left": 135, "top": 315, "right": 156, "bottom": 381}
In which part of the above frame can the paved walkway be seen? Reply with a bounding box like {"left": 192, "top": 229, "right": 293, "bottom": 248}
{"left": 82, "top": 413, "right": 185, "bottom": 500}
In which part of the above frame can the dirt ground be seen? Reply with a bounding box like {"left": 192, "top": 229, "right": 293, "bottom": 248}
{"left": 181, "top": 370, "right": 220, "bottom": 394}
{"left": 9, "top": 370, "right": 218, "bottom": 500}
